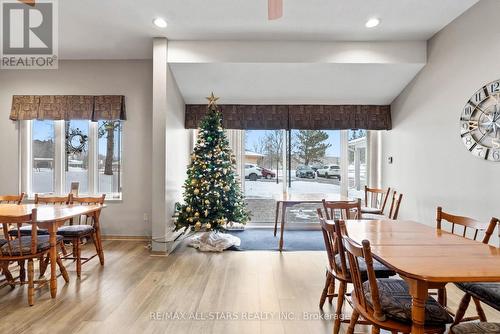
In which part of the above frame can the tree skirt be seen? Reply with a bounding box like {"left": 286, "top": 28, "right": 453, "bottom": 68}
{"left": 188, "top": 231, "right": 241, "bottom": 252}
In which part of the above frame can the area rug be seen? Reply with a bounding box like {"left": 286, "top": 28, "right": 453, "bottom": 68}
{"left": 227, "top": 228, "right": 325, "bottom": 251}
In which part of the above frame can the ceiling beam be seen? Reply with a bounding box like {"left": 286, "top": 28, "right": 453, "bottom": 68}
{"left": 167, "top": 41, "right": 426, "bottom": 65}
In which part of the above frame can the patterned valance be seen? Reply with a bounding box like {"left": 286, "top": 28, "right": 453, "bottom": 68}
{"left": 185, "top": 104, "right": 391, "bottom": 130}
{"left": 9, "top": 95, "right": 126, "bottom": 121}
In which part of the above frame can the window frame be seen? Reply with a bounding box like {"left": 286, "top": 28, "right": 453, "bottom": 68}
{"left": 20, "top": 120, "right": 123, "bottom": 200}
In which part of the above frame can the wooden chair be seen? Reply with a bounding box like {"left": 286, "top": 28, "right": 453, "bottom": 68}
{"left": 0, "top": 208, "right": 69, "bottom": 305}
{"left": 317, "top": 199, "right": 395, "bottom": 334}
{"left": 436, "top": 207, "right": 500, "bottom": 325}
{"left": 0, "top": 193, "right": 25, "bottom": 204}
{"left": 363, "top": 191, "right": 403, "bottom": 220}
{"left": 339, "top": 221, "right": 452, "bottom": 334}
{"left": 0, "top": 193, "right": 24, "bottom": 286}
{"left": 58, "top": 194, "right": 105, "bottom": 278}
{"left": 361, "top": 186, "right": 390, "bottom": 215}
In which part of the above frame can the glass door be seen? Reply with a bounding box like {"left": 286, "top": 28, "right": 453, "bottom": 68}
{"left": 243, "top": 130, "right": 285, "bottom": 223}
{"left": 287, "top": 129, "right": 342, "bottom": 223}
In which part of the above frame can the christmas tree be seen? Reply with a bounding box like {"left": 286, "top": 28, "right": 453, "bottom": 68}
{"left": 175, "top": 93, "right": 250, "bottom": 232}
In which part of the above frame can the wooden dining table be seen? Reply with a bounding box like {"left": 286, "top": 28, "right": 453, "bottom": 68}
{"left": 274, "top": 193, "right": 350, "bottom": 251}
{"left": 341, "top": 219, "right": 500, "bottom": 334}
{"left": 0, "top": 203, "right": 105, "bottom": 298}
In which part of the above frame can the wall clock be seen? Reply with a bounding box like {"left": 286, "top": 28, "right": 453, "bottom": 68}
{"left": 460, "top": 79, "right": 500, "bottom": 161}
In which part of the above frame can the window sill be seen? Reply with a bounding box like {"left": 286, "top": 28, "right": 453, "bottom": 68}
{"left": 23, "top": 194, "right": 123, "bottom": 203}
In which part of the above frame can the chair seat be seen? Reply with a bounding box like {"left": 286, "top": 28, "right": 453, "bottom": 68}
{"left": 455, "top": 282, "right": 500, "bottom": 311}
{"left": 57, "top": 225, "right": 94, "bottom": 237}
{"left": 451, "top": 322, "right": 500, "bottom": 334}
{"left": 335, "top": 254, "right": 396, "bottom": 279}
{"left": 361, "top": 206, "right": 382, "bottom": 214}
{"left": 362, "top": 213, "right": 387, "bottom": 220}
{"left": 363, "top": 278, "right": 453, "bottom": 326}
{"left": 0, "top": 235, "right": 63, "bottom": 256}
{"left": 8, "top": 225, "right": 49, "bottom": 237}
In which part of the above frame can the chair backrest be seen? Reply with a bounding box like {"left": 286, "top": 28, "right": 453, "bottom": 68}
{"left": 34, "top": 194, "right": 71, "bottom": 205}
{"left": 387, "top": 191, "right": 403, "bottom": 220}
{"left": 364, "top": 186, "right": 390, "bottom": 213}
{"left": 71, "top": 194, "right": 106, "bottom": 225}
{"left": 317, "top": 209, "right": 338, "bottom": 273}
{"left": 322, "top": 199, "right": 362, "bottom": 221}
{"left": 0, "top": 209, "right": 38, "bottom": 257}
{"left": 339, "top": 223, "right": 386, "bottom": 322}
{"left": 0, "top": 193, "right": 25, "bottom": 204}
{"left": 71, "top": 194, "right": 106, "bottom": 205}
{"left": 436, "top": 207, "right": 499, "bottom": 243}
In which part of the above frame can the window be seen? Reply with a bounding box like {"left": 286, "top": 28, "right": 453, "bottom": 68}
{"left": 24, "top": 120, "right": 123, "bottom": 198}
{"left": 98, "top": 121, "right": 122, "bottom": 194}
{"left": 32, "top": 120, "right": 55, "bottom": 194}
{"left": 242, "top": 129, "right": 373, "bottom": 223}
{"left": 244, "top": 130, "right": 285, "bottom": 223}
{"left": 65, "top": 120, "right": 89, "bottom": 194}
{"left": 348, "top": 129, "right": 367, "bottom": 199}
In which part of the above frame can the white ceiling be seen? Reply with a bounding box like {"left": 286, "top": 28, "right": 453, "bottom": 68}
{"left": 56, "top": 0, "right": 478, "bottom": 104}
{"left": 170, "top": 63, "right": 425, "bottom": 105}
{"left": 59, "top": 0, "right": 479, "bottom": 59}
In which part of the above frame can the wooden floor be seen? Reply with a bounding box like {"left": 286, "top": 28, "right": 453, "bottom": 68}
{"left": 0, "top": 240, "right": 498, "bottom": 334}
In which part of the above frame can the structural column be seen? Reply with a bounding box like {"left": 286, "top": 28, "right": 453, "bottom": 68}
{"left": 151, "top": 37, "right": 168, "bottom": 253}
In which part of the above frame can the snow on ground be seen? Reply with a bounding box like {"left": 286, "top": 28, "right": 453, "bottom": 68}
{"left": 32, "top": 169, "right": 119, "bottom": 194}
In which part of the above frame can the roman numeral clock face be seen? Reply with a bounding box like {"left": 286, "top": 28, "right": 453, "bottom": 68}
{"left": 460, "top": 79, "right": 500, "bottom": 161}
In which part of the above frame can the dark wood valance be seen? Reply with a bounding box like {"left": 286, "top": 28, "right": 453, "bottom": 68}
{"left": 185, "top": 104, "right": 391, "bottom": 130}
{"left": 10, "top": 95, "right": 126, "bottom": 121}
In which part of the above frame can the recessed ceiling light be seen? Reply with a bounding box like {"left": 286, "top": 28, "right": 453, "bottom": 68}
{"left": 153, "top": 18, "right": 167, "bottom": 28}
{"left": 365, "top": 18, "right": 380, "bottom": 28}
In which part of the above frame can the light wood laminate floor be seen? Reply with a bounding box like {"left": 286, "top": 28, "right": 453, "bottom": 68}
{"left": 0, "top": 240, "right": 498, "bottom": 334}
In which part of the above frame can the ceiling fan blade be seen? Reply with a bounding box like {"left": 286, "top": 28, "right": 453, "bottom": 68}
{"left": 268, "top": 0, "right": 283, "bottom": 20}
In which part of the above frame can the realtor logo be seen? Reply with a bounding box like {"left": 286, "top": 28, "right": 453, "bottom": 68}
{"left": 1, "top": 0, "right": 58, "bottom": 69}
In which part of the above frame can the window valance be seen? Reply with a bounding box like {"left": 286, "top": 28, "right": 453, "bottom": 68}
{"left": 185, "top": 104, "right": 391, "bottom": 130}
{"left": 10, "top": 95, "right": 126, "bottom": 121}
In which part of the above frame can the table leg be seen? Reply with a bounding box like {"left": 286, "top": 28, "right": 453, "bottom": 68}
{"left": 48, "top": 222, "right": 57, "bottom": 298}
{"left": 273, "top": 201, "right": 281, "bottom": 237}
{"left": 279, "top": 203, "right": 287, "bottom": 251}
{"left": 94, "top": 212, "right": 105, "bottom": 265}
{"left": 406, "top": 278, "right": 427, "bottom": 334}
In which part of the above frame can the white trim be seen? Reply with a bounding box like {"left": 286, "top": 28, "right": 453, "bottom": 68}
{"left": 88, "top": 121, "right": 98, "bottom": 194}
{"left": 54, "top": 120, "right": 64, "bottom": 194}
{"left": 340, "top": 130, "right": 349, "bottom": 196}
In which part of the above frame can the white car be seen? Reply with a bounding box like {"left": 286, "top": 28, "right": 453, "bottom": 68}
{"left": 244, "top": 163, "right": 262, "bottom": 181}
{"left": 316, "top": 164, "right": 341, "bottom": 180}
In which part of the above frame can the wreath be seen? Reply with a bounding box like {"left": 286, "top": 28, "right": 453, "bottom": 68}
{"left": 65, "top": 128, "right": 88, "bottom": 155}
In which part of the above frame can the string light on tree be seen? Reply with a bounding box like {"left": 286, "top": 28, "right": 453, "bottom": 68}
{"left": 174, "top": 92, "right": 249, "bottom": 233}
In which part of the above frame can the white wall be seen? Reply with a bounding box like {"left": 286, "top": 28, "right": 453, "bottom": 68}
{"left": 382, "top": 0, "right": 500, "bottom": 244}
{"left": 0, "top": 60, "right": 153, "bottom": 237}
{"left": 165, "top": 66, "right": 190, "bottom": 234}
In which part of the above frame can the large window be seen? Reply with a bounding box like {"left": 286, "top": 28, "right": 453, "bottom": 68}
{"left": 243, "top": 129, "right": 372, "bottom": 223}
{"left": 244, "top": 130, "right": 285, "bottom": 223}
{"left": 25, "top": 120, "right": 123, "bottom": 198}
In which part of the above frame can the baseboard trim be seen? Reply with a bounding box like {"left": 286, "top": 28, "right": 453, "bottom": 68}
{"left": 101, "top": 235, "right": 151, "bottom": 241}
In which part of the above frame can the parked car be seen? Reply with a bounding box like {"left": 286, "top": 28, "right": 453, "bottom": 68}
{"left": 295, "top": 165, "right": 315, "bottom": 178}
{"left": 316, "top": 164, "right": 341, "bottom": 180}
{"left": 245, "top": 163, "right": 262, "bottom": 181}
{"left": 260, "top": 167, "right": 276, "bottom": 179}
{"left": 310, "top": 164, "right": 324, "bottom": 172}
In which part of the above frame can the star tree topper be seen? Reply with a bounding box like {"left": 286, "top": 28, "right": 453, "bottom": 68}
{"left": 206, "top": 92, "right": 219, "bottom": 108}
